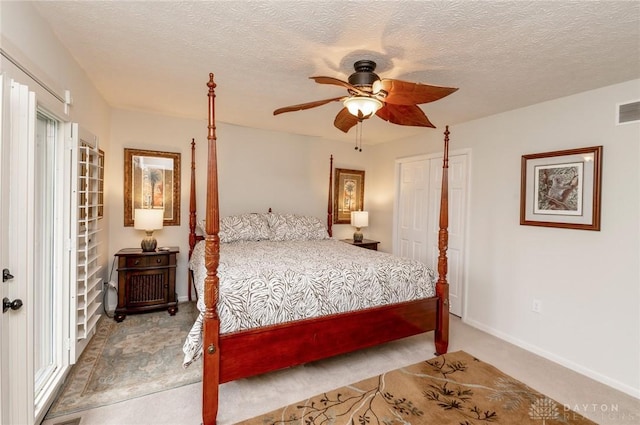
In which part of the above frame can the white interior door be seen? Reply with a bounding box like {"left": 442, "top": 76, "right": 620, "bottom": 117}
{"left": 0, "top": 73, "right": 8, "bottom": 425}
{"left": 396, "top": 158, "right": 431, "bottom": 262}
{"left": 1, "top": 76, "right": 35, "bottom": 425}
{"left": 395, "top": 151, "right": 469, "bottom": 317}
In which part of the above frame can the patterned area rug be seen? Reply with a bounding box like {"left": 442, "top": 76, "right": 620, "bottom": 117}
{"left": 238, "top": 351, "right": 596, "bottom": 425}
{"left": 45, "top": 302, "right": 201, "bottom": 419}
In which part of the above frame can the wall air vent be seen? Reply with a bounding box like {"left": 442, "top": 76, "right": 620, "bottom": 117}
{"left": 617, "top": 100, "right": 640, "bottom": 124}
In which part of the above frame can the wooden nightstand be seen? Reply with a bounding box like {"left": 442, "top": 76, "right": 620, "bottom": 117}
{"left": 114, "top": 247, "right": 179, "bottom": 322}
{"left": 341, "top": 239, "right": 380, "bottom": 251}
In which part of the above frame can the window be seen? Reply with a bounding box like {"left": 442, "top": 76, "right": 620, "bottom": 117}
{"left": 33, "top": 110, "right": 61, "bottom": 400}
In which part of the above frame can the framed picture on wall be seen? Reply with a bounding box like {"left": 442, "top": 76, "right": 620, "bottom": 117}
{"left": 520, "top": 146, "right": 602, "bottom": 230}
{"left": 124, "top": 148, "right": 181, "bottom": 226}
{"left": 334, "top": 168, "right": 365, "bottom": 224}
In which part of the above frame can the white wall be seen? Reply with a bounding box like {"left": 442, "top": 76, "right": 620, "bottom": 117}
{"left": 108, "top": 108, "right": 371, "bottom": 301}
{"left": 370, "top": 80, "right": 640, "bottom": 397}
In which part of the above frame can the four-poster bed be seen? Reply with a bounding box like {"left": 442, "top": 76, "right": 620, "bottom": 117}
{"left": 190, "top": 73, "right": 451, "bottom": 424}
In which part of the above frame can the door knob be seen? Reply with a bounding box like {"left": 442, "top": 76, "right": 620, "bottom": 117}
{"left": 2, "top": 297, "right": 23, "bottom": 313}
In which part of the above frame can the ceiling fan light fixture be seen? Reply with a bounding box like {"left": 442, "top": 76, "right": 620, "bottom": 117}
{"left": 344, "top": 96, "right": 382, "bottom": 118}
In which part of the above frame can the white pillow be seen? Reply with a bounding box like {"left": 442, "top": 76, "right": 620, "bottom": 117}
{"left": 198, "top": 213, "right": 272, "bottom": 242}
{"left": 267, "top": 213, "right": 329, "bottom": 241}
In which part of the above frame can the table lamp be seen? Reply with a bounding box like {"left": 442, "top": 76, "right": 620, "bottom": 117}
{"left": 134, "top": 208, "right": 164, "bottom": 252}
{"left": 350, "top": 211, "right": 368, "bottom": 243}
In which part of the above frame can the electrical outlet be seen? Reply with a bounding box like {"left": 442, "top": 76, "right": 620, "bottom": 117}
{"left": 532, "top": 299, "right": 541, "bottom": 313}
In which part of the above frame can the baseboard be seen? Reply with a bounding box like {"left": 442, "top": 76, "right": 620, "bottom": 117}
{"left": 463, "top": 317, "right": 640, "bottom": 399}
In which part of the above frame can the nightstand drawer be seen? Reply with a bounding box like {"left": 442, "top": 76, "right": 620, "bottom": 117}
{"left": 149, "top": 255, "right": 170, "bottom": 266}
{"left": 126, "top": 256, "right": 148, "bottom": 267}
{"left": 125, "top": 254, "right": 170, "bottom": 268}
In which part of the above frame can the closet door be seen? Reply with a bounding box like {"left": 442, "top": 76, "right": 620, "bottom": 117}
{"left": 395, "top": 151, "right": 469, "bottom": 318}
{"left": 396, "top": 158, "right": 430, "bottom": 263}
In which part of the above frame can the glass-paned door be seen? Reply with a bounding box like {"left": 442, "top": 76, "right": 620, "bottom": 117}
{"left": 2, "top": 65, "right": 73, "bottom": 425}
{"left": 33, "top": 111, "right": 65, "bottom": 411}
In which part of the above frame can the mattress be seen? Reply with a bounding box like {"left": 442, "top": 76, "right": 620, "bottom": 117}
{"left": 182, "top": 238, "right": 436, "bottom": 366}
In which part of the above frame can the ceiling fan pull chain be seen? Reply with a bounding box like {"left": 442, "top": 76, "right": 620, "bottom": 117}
{"left": 354, "top": 121, "right": 363, "bottom": 152}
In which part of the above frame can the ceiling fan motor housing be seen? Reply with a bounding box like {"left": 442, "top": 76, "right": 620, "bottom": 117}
{"left": 348, "top": 60, "right": 380, "bottom": 89}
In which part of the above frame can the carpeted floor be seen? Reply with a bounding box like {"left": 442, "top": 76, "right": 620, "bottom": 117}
{"left": 40, "top": 315, "right": 640, "bottom": 425}
{"left": 238, "top": 350, "right": 596, "bottom": 425}
{"left": 44, "top": 302, "right": 201, "bottom": 420}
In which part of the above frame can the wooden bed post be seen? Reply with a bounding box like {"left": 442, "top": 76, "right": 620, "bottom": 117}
{"left": 202, "top": 73, "right": 221, "bottom": 425}
{"left": 327, "top": 155, "right": 333, "bottom": 237}
{"left": 435, "top": 125, "right": 451, "bottom": 355}
{"left": 188, "top": 138, "right": 196, "bottom": 301}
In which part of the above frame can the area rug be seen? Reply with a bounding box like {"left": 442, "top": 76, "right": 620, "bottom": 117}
{"left": 45, "top": 302, "right": 202, "bottom": 419}
{"left": 238, "top": 351, "right": 596, "bottom": 425}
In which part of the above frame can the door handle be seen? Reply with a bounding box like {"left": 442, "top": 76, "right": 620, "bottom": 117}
{"left": 2, "top": 268, "right": 14, "bottom": 282}
{"left": 2, "top": 297, "right": 23, "bottom": 313}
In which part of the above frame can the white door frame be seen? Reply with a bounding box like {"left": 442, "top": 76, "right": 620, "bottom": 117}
{"left": 393, "top": 149, "right": 471, "bottom": 318}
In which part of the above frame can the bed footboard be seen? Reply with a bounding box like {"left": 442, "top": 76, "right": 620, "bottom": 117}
{"left": 219, "top": 298, "right": 438, "bottom": 383}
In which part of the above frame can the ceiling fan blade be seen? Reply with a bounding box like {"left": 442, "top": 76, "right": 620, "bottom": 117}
{"left": 273, "top": 97, "right": 344, "bottom": 115}
{"left": 310, "top": 76, "right": 369, "bottom": 96}
{"left": 374, "top": 79, "right": 458, "bottom": 105}
{"left": 376, "top": 104, "right": 436, "bottom": 128}
{"left": 334, "top": 107, "right": 360, "bottom": 133}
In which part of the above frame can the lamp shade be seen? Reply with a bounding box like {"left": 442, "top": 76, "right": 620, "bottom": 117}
{"left": 343, "top": 97, "right": 383, "bottom": 117}
{"left": 351, "top": 211, "right": 369, "bottom": 228}
{"left": 134, "top": 209, "right": 164, "bottom": 231}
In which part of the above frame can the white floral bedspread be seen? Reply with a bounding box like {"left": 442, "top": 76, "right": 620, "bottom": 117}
{"left": 182, "top": 238, "right": 436, "bottom": 366}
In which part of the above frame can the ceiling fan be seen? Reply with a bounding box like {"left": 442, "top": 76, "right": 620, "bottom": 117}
{"left": 273, "top": 60, "right": 458, "bottom": 133}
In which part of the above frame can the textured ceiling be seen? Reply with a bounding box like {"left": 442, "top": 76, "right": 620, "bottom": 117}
{"left": 32, "top": 1, "right": 640, "bottom": 144}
